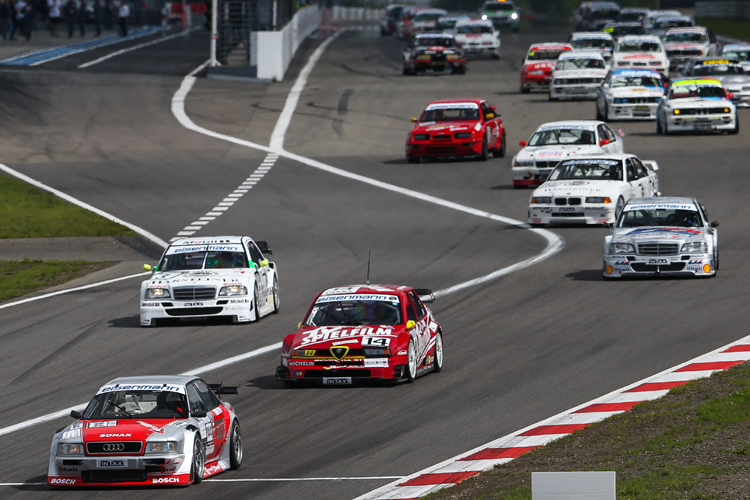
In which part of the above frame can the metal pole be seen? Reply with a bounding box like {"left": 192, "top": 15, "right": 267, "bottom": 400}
{"left": 272, "top": 0, "right": 277, "bottom": 30}
{"left": 210, "top": 0, "right": 219, "bottom": 66}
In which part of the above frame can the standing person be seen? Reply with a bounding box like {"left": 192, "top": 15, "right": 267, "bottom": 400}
{"left": 117, "top": 0, "right": 127, "bottom": 36}
{"left": 102, "top": 0, "right": 111, "bottom": 29}
{"left": 62, "top": 0, "right": 75, "bottom": 37}
{"left": 0, "top": 0, "right": 13, "bottom": 40}
{"left": 75, "top": 0, "right": 83, "bottom": 36}
{"left": 91, "top": 0, "right": 100, "bottom": 35}
{"left": 47, "top": 0, "right": 60, "bottom": 36}
{"left": 15, "top": 0, "right": 32, "bottom": 40}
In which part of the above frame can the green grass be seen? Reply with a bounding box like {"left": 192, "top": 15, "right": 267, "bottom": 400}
{"left": 0, "top": 174, "right": 135, "bottom": 238}
{"left": 0, "top": 259, "right": 116, "bottom": 301}
{"left": 696, "top": 18, "right": 750, "bottom": 42}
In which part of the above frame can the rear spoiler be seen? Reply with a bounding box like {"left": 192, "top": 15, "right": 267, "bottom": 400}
{"left": 208, "top": 383, "right": 239, "bottom": 398}
{"left": 414, "top": 288, "right": 435, "bottom": 303}
{"left": 642, "top": 160, "right": 659, "bottom": 171}
{"left": 256, "top": 241, "right": 273, "bottom": 255}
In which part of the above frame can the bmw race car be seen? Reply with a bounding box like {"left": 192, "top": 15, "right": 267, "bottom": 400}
{"left": 603, "top": 197, "right": 719, "bottom": 279}
{"left": 569, "top": 31, "right": 615, "bottom": 62}
{"left": 48, "top": 376, "right": 242, "bottom": 487}
{"left": 520, "top": 42, "right": 572, "bottom": 93}
{"left": 528, "top": 154, "right": 660, "bottom": 226}
{"left": 596, "top": 69, "right": 664, "bottom": 121}
{"left": 680, "top": 58, "right": 750, "bottom": 108}
{"left": 276, "top": 285, "right": 444, "bottom": 386}
{"left": 550, "top": 51, "right": 608, "bottom": 101}
{"left": 403, "top": 33, "right": 466, "bottom": 75}
{"left": 140, "top": 236, "right": 279, "bottom": 327}
{"left": 453, "top": 19, "right": 500, "bottom": 59}
{"left": 612, "top": 35, "right": 669, "bottom": 79}
{"left": 721, "top": 44, "right": 750, "bottom": 73}
{"left": 406, "top": 99, "right": 506, "bottom": 162}
{"left": 663, "top": 27, "right": 718, "bottom": 71}
{"left": 478, "top": 0, "right": 519, "bottom": 32}
{"left": 656, "top": 78, "right": 738, "bottom": 134}
{"left": 512, "top": 120, "right": 623, "bottom": 188}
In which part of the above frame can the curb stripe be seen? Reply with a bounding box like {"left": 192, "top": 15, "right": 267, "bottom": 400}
{"left": 398, "top": 472, "right": 477, "bottom": 487}
{"left": 626, "top": 381, "right": 687, "bottom": 392}
{"left": 459, "top": 446, "right": 540, "bottom": 461}
{"left": 676, "top": 361, "right": 743, "bottom": 372}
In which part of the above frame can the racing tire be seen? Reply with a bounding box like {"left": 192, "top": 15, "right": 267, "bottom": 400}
{"left": 520, "top": 83, "right": 530, "bottom": 94}
{"left": 513, "top": 184, "right": 525, "bottom": 189}
{"left": 407, "top": 156, "right": 420, "bottom": 164}
{"left": 492, "top": 52, "right": 500, "bottom": 60}
{"left": 453, "top": 65, "right": 466, "bottom": 75}
{"left": 229, "top": 421, "right": 243, "bottom": 470}
{"left": 663, "top": 116, "right": 670, "bottom": 135}
{"left": 714, "top": 247, "right": 720, "bottom": 272}
{"left": 432, "top": 332, "right": 443, "bottom": 373}
{"left": 602, "top": 104, "right": 609, "bottom": 122}
{"left": 250, "top": 284, "right": 260, "bottom": 323}
{"left": 271, "top": 277, "right": 280, "bottom": 314}
{"left": 548, "top": 93, "right": 557, "bottom": 102}
{"left": 729, "top": 116, "right": 739, "bottom": 135}
{"left": 402, "top": 65, "right": 410, "bottom": 76}
{"left": 406, "top": 340, "right": 418, "bottom": 383}
{"left": 595, "top": 103, "right": 603, "bottom": 121}
{"left": 478, "top": 135, "right": 489, "bottom": 161}
{"left": 656, "top": 116, "right": 663, "bottom": 135}
{"left": 493, "top": 132, "right": 506, "bottom": 158}
{"left": 190, "top": 437, "right": 205, "bottom": 484}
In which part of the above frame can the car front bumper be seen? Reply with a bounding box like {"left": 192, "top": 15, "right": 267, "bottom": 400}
{"left": 603, "top": 253, "right": 715, "bottom": 278}
{"left": 48, "top": 453, "right": 192, "bottom": 486}
{"left": 277, "top": 356, "right": 423, "bottom": 385}
{"left": 529, "top": 204, "right": 615, "bottom": 225}
{"left": 140, "top": 297, "right": 253, "bottom": 326}
{"left": 513, "top": 166, "right": 554, "bottom": 186}
{"left": 521, "top": 74, "right": 552, "bottom": 90}
{"left": 550, "top": 84, "right": 600, "bottom": 100}
{"left": 406, "top": 139, "right": 482, "bottom": 158}
{"left": 666, "top": 114, "right": 736, "bottom": 132}
{"left": 607, "top": 102, "right": 659, "bottom": 120}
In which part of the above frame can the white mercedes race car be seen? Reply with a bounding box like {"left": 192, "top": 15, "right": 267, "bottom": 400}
{"left": 656, "top": 78, "right": 738, "bottom": 134}
{"left": 140, "top": 236, "right": 279, "bottom": 327}
{"left": 512, "top": 120, "right": 624, "bottom": 189}
{"left": 596, "top": 68, "right": 664, "bottom": 121}
{"left": 528, "top": 154, "right": 660, "bottom": 226}
{"left": 612, "top": 35, "right": 669, "bottom": 79}
{"left": 48, "top": 375, "right": 242, "bottom": 487}
{"left": 603, "top": 197, "right": 719, "bottom": 279}
{"left": 549, "top": 51, "right": 608, "bottom": 100}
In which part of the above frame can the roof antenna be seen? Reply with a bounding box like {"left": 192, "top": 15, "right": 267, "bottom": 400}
{"left": 366, "top": 251, "right": 371, "bottom": 286}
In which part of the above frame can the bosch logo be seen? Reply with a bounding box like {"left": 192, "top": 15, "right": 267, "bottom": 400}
{"left": 99, "top": 433, "right": 131, "bottom": 438}
{"left": 50, "top": 478, "right": 77, "bottom": 485}
{"left": 152, "top": 477, "right": 181, "bottom": 484}
{"left": 102, "top": 443, "right": 126, "bottom": 452}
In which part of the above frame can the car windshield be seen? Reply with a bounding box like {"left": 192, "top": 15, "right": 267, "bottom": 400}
{"left": 83, "top": 390, "right": 188, "bottom": 420}
{"left": 435, "top": 19, "right": 458, "bottom": 30}
{"left": 527, "top": 49, "right": 567, "bottom": 60}
{"left": 483, "top": 3, "right": 514, "bottom": 11}
{"left": 414, "top": 12, "right": 443, "bottom": 22}
{"left": 571, "top": 38, "right": 614, "bottom": 49}
{"left": 528, "top": 127, "right": 596, "bottom": 146}
{"left": 160, "top": 244, "right": 249, "bottom": 271}
{"left": 414, "top": 36, "right": 454, "bottom": 47}
{"left": 617, "top": 207, "right": 702, "bottom": 228}
{"left": 617, "top": 12, "right": 646, "bottom": 22}
{"left": 663, "top": 32, "right": 706, "bottom": 43}
{"left": 655, "top": 19, "right": 692, "bottom": 29}
{"left": 722, "top": 50, "right": 749, "bottom": 62}
{"left": 607, "top": 25, "right": 644, "bottom": 36}
{"left": 556, "top": 57, "right": 605, "bottom": 69}
{"left": 549, "top": 159, "right": 622, "bottom": 180}
{"left": 305, "top": 297, "right": 402, "bottom": 326}
{"left": 421, "top": 104, "right": 480, "bottom": 121}
{"left": 669, "top": 84, "right": 726, "bottom": 99}
{"left": 692, "top": 64, "right": 744, "bottom": 76}
{"left": 588, "top": 9, "right": 619, "bottom": 20}
{"left": 616, "top": 41, "right": 662, "bottom": 52}
{"left": 456, "top": 25, "right": 493, "bottom": 34}
{"left": 611, "top": 76, "right": 662, "bottom": 87}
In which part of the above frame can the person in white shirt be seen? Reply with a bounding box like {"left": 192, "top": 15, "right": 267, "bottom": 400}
{"left": 118, "top": 0, "right": 128, "bottom": 36}
{"left": 48, "top": 0, "right": 61, "bottom": 37}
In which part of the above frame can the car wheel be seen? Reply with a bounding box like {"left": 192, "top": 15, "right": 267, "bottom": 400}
{"left": 663, "top": 116, "right": 670, "bottom": 135}
{"left": 406, "top": 339, "right": 418, "bottom": 383}
{"left": 548, "top": 93, "right": 557, "bottom": 102}
{"left": 520, "top": 83, "right": 530, "bottom": 94}
{"left": 271, "top": 277, "right": 280, "bottom": 314}
{"left": 191, "top": 437, "right": 205, "bottom": 484}
{"left": 595, "top": 102, "right": 603, "bottom": 121}
{"left": 478, "top": 135, "right": 489, "bottom": 161}
{"left": 714, "top": 246, "right": 720, "bottom": 272}
{"left": 495, "top": 132, "right": 506, "bottom": 158}
{"left": 656, "top": 116, "right": 663, "bottom": 134}
{"left": 432, "top": 332, "right": 443, "bottom": 373}
{"left": 730, "top": 115, "right": 739, "bottom": 135}
{"left": 402, "top": 65, "right": 409, "bottom": 76}
{"left": 250, "top": 284, "right": 260, "bottom": 322}
{"left": 492, "top": 52, "right": 500, "bottom": 60}
{"left": 407, "top": 156, "right": 420, "bottom": 164}
{"left": 603, "top": 103, "right": 609, "bottom": 122}
{"left": 229, "top": 420, "right": 243, "bottom": 470}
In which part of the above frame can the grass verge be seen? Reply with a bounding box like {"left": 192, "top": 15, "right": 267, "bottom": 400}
{"left": 696, "top": 18, "right": 750, "bottom": 42}
{"left": 0, "top": 259, "right": 117, "bottom": 302}
{"left": 428, "top": 362, "right": 750, "bottom": 499}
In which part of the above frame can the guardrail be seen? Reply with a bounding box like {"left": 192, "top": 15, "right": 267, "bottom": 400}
{"left": 327, "top": 6, "right": 383, "bottom": 21}
{"left": 695, "top": 0, "right": 750, "bottom": 18}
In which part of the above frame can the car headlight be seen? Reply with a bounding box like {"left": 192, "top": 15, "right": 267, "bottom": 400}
{"left": 673, "top": 109, "right": 681, "bottom": 115}
{"left": 511, "top": 12, "right": 518, "bottom": 19}
{"left": 681, "top": 242, "right": 708, "bottom": 253}
{"left": 586, "top": 197, "right": 611, "bottom": 203}
{"left": 58, "top": 443, "right": 84, "bottom": 456}
{"left": 412, "top": 134, "right": 429, "bottom": 141}
{"left": 454, "top": 132, "right": 472, "bottom": 139}
{"left": 531, "top": 197, "right": 552, "bottom": 204}
{"left": 609, "top": 243, "right": 635, "bottom": 254}
{"left": 145, "top": 288, "right": 170, "bottom": 299}
{"left": 145, "top": 442, "right": 178, "bottom": 454}
{"left": 219, "top": 285, "right": 248, "bottom": 296}
{"left": 416, "top": 54, "right": 431, "bottom": 61}
{"left": 446, "top": 54, "right": 459, "bottom": 61}
{"left": 481, "top": 14, "right": 487, "bottom": 20}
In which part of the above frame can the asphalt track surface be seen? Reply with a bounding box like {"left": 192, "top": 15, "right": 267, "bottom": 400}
{"left": 0, "top": 25, "right": 749, "bottom": 500}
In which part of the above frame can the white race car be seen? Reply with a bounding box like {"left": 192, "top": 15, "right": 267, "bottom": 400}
{"left": 721, "top": 43, "right": 750, "bottom": 73}
{"left": 656, "top": 78, "right": 738, "bottom": 134}
{"left": 569, "top": 31, "right": 615, "bottom": 62}
{"left": 453, "top": 19, "right": 500, "bottom": 59}
{"left": 549, "top": 51, "right": 608, "bottom": 100}
{"left": 612, "top": 35, "right": 669, "bottom": 79}
{"left": 140, "top": 236, "right": 279, "bottom": 327}
{"left": 681, "top": 58, "right": 750, "bottom": 108}
{"left": 603, "top": 197, "right": 719, "bottom": 279}
{"left": 596, "top": 68, "right": 664, "bottom": 121}
{"left": 409, "top": 9, "right": 447, "bottom": 36}
{"left": 663, "top": 26, "right": 718, "bottom": 71}
{"left": 512, "top": 120, "right": 624, "bottom": 189}
{"left": 48, "top": 375, "right": 242, "bottom": 487}
{"left": 528, "top": 154, "right": 660, "bottom": 225}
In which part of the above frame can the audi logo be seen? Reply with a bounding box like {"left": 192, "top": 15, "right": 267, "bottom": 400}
{"left": 102, "top": 443, "right": 125, "bottom": 452}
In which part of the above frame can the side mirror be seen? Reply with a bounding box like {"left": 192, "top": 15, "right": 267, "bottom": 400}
{"left": 406, "top": 320, "right": 416, "bottom": 330}
{"left": 259, "top": 260, "right": 269, "bottom": 267}
{"left": 192, "top": 410, "right": 207, "bottom": 418}
{"left": 711, "top": 221, "right": 720, "bottom": 228}
{"left": 519, "top": 140, "right": 527, "bottom": 147}
{"left": 726, "top": 92, "right": 734, "bottom": 100}
{"left": 411, "top": 117, "right": 417, "bottom": 122}
{"left": 616, "top": 128, "right": 624, "bottom": 137}
{"left": 491, "top": 105, "right": 496, "bottom": 111}
{"left": 143, "top": 264, "right": 152, "bottom": 271}
{"left": 70, "top": 410, "right": 82, "bottom": 419}
{"left": 298, "top": 322, "right": 302, "bottom": 328}
{"left": 485, "top": 113, "right": 495, "bottom": 119}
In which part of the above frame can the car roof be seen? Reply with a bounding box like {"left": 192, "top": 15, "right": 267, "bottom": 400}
{"left": 170, "top": 236, "right": 246, "bottom": 246}
{"left": 645, "top": 9, "right": 681, "bottom": 18}
{"left": 559, "top": 50, "right": 605, "bottom": 59}
{"left": 415, "top": 32, "right": 455, "bottom": 38}
{"left": 571, "top": 31, "right": 614, "bottom": 39}
{"left": 414, "top": 9, "right": 447, "bottom": 15}
{"left": 617, "top": 34, "right": 661, "bottom": 43}
{"left": 529, "top": 43, "right": 572, "bottom": 50}
{"left": 620, "top": 7, "right": 650, "bottom": 13}
{"left": 665, "top": 26, "right": 707, "bottom": 34}
{"left": 587, "top": 2, "right": 620, "bottom": 10}
{"left": 425, "top": 98, "right": 484, "bottom": 105}
{"left": 669, "top": 77, "right": 723, "bottom": 86}
{"left": 559, "top": 153, "right": 632, "bottom": 161}
{"left": 723, "top": 44, "right": 750, "bottom": 50}
{"left": 653, "top": 14, "right": 693, "bottom": 22}
{"left": 318, "top": 284, "right": 409, "bottom": 296}
{"left": 605, "top": 22, "right": 642, "bottom": 27}
{"left": 625, "top": 196, "right": 696, "bottom": 206}
{"left": 102, "top": 375, "right": 197, "bottom": 389}
{"left": 611, "top": 68, "right": 661, "bottom": 76}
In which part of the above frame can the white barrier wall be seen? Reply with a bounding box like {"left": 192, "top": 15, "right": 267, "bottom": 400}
{"left": 329, "top": 6, "right": 383, "bottom": 21}
{"left": 695, "top": 1, "right": 750, "bottom": 19}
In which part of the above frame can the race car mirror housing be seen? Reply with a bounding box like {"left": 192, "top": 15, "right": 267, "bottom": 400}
{"left": 414, "top": 288, "right": 435, "bottom": 303}
{"left": 143, "top": 264, "right": 152, "bottom": 271}
{"left": 406, "top": 320, "right": 416, "bottom": 330}
{"left": 711, "top": 221, "right": 720, "bottom": 227}
{"left": 191, "top": 410, "right": 207, "bottom": 418}
{"left": 260, "top": 260, "right": 269, "bottom": 267}
{"left": 486, "top": 113, "right": 495, "bottom": 119}
{"left": 519, "top": 140, "right": 527, "bottom": 147}
{"left": 411, "top": 117, "right": 417, "bottom": 122}
{"left": 599, "top": 138, "right": 611, "bottom": 146}
{"left": 70, "top": 410, "right": 82, "bottom": 419}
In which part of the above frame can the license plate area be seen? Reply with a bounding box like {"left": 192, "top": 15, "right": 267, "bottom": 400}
{"left": 323, "top": 377, "right": 352, "bottom": 386}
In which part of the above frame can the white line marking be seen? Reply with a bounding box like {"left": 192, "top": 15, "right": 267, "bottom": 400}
{"left": 77, "top": 27, "right": 199, "bottom": 69}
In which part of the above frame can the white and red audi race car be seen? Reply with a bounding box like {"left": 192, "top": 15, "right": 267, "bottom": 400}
{"left": 276, "top": 285, "right": 444, "bottom": 386}
{"left": 512, "top": 120, "right": 623, "bottom": 188}
{"left": 48, "top": 376, "right": 242, "bottom": 487}
{"left": 140, "top": 236, "right": 279, "bottom": 327}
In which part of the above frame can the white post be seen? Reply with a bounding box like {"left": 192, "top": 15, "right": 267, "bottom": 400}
{"left": 210, "top": 0, "right": 219, "bottom": 66}
{"left": 272, "top": 0, "right": 277, "bottom": 30}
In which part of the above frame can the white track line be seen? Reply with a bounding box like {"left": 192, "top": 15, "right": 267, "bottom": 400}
{"left": 78, "top": 26, "right": 200, "bottom": 69}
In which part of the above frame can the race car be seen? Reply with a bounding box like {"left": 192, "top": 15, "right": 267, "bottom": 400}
{"left": 433, "top": 15, "right": 469, "bottom": 35}
{"left": 527, "top": 154, "right": 660, "bottom": 225}
{"left": 596, "top": 69, "right": 664, "bottom": 121}
{"left": 453, "top": 19, "right": 500, "bottom": 59}
{"left": 409, "top": 8, "right": 447, "bottom": 36}
{"left": 549, "top": 51, "right": 608, "bottom": 101}
{"left": 603, "top": 197, "right": 719, "bottom": 279}
{"left": 569, "top": 31, "right": 615, "bottom": 62}
{"left": 520, "top": 42, "right": 572, "bottom": 93}
{"left": 663, "top": 27, "right": 718, "bottom": 71}
{"left": 48, "top": 375, "right": 242, "bottom": 487}
{"left": 642, "top": 9, "right": 681, "bottom": 35}
{"left": 478, "top": 0, "right": 519, "bottom": 32}
{"left": 612, "top": 35, "right": 669, "bottom": 79}
{"left": 406, "top": 98, "right": 505, "bottom": 162}
{"left": 680, "top": 58, "right": 750, "bottom": 108}
{"left": 512, "top": 120, "right": 624, "bottom": 188}
{"left": 396, "top": 6, "right": 423, "bottom": 40}
{"left": 615, "top": 7, "right": 650, "bottom": 23}
{"left": 647, "top": 14, "right": 695, "bottom": 39}
{"left": 403, "top": 33, "right": 466, "bottom": 75}
{"left": 603, "top": 22, "right": 645, "bottom": 40}
{"left": 140, "top": 236, "right": 279, "bottom": 327}
{"left": 380, "top": 5, "right": 405, "bottom": 36}
{"left": 656, "top": 78, "right": 738, "bottom": 134}
{"left": 721, "top": 44, "right": 750, "bottom": 73}
{"left": 276, "top": 284, "right": 444, "bottom": 386}
{"left": 575, "top": 1, "right": 620, "bottom": 31}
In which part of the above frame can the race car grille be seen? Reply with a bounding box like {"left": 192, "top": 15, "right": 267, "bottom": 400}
{"left": 630, "top": 262, "right": 687, "bottom": 272}
{"left": 82, "top": 470, "right": 147, "bottom": 483}
{"left": 666, "top": 49, "right": 701, "bottom": 57}
{"left": 429, "top": 134, "right": 453, "bottom": 142}
{"left": 674, "top": 108, "right": 731, "bottom": 115}
{"left": 426, "top": 146, "right": 457, "bottom": 154}
{"left": 614, "top": 97, "right": 660, "bottom": 104}
{"left": 304, "top": 369, "right": 372, "bottom": 378}
{"left": 553, "top": 77, "right": 603, "bottom": 85}
{"left": 554, "top": 197, "right": 581, "bottom": 205}
{"left": 638, "top": 243, "right": 680, "bottom": 255}
{"left": 551, "top": 213, "right": 584, "bottom": 217}
{"left": 534, "top": 161, "right": 559, "bottom": 168}
{"left": 173, "top": 286, "right": 216, "bottom": 300}
{"left": 165, "top": 307, "right": 224, "bottom": 317}
{"left": 86, "top": 442, "right": 143, "bottom": 455}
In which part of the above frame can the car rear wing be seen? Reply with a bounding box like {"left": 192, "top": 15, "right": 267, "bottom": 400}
{"left": 414, "top": 289, "right": 435, "bottom": 303}
{"left": 208, "top": 384, "right": 239, "bottom": 398}
{"left": 642, "top": 160, "right": 659, "bottom": 171}
{"left": 256, "top": 241, "right": 273, "bottom": 255}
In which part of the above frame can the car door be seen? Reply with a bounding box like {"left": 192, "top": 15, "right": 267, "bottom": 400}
{"left": 603, "top": 123, "right": 623, "bottom": 153}
{"left": 193, "top": 380, "right": 227, "bottom": 461}
{"left": 632, "top": 157, "right": 655, "bottom": 195}
{"left": 246, "top": 239, "right": 269, "bottom": 307}
{"left": 481, "top": 102, "right": 499, "bottom": 147}
{"left": 406, "top": 291, "right": 431, "bottom": 364}
{"left": 624, "top": 158, "right": 644, "bottom": 198}
{"left": 186, "top": 383, "right": 216, "bottom": 460}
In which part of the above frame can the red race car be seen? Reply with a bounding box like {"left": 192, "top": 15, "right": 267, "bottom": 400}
{"left": 276, "top": 285, "right": 444, "bottom": 386}
{"left": 405, "top": 98, "right": 506, "bottom": 163}
{"left": 520, "top": 42, "right": 572, "bottom": 93}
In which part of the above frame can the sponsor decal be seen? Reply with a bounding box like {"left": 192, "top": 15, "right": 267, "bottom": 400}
{"left": 57, "top": 467, "right": 79, "bottom": 473}
{"left": 322, "top": 377, "right": 352, "bottom": 385}
{"left": 50, "top": 478, "right": 77, "bottom": 485}
{"left": 330, "top": 346, "right": 349, "bottom": 360}
{"left": 559, "top": 207, "right": 576, "bottom": 212}
{"left": 688, "top": 259, "right": 704, "bottom": 265}
{"left": 152, "top": 476, "right": 181, "bottom": 484}
{"left": 647, "top": 258, "right": 669, "bottom": 265}
{"left": 183, "top": 302, "right": 204, "bottom": 307}
{"left": 300, "top": 326, "right": 397, "bottom": 347}
{"left": 597, "top": 218, "right": 609, "bottom": 224}
{"left": 62, "top": 429, "right": 81, "bottom": 439}
{"left": 99, "top": 433, "right": 131, "bottom": 438}
{"left": 560, "top": 159, "right": 618, "bottom": 166}
{"left": 362, "top": 337, "right": 391, "bottom": 347}
{"left": 625, "top": 227, "right": 702, "bottom": 237}
{"left": 88, "top": 421, "right": 118, "bottom": 428}
{"left": 205, "top": 464, "right": 224, "bottom": 476}
{"left": 332, "top": 339, "right": 359, "bottom": 346}
{"left": 141, "top": 302, "right": 161, "bottom": 307}
{"left": 397, "top": 350, "right": 408, "bottom": 356}
{"left": 625, "top": 203, "right": 695, "bottom": 211}
{"left": 212, "top": 407, "right": 223, "bottom": 416}
{"left": 137, "top": 421, "right": 165, "bottom": 434}
{"left": 364, "top": 359, "right": 389, "bottom": 368}
{"left": 537, "top": 150, "right": 563, "bottom": 157}
{"left": 99, "top": 384, "right": 184, "bottom": 394}
{"left": 532, "top": 218, "right": 542, "bottom": 224}
{"left": 289, "top": 361, "right": 315, "bottom": 366}
{"left": 315, "top": 294, "right": 396, "bottom": 304}
{"left": 229, "top": 299, "right": 249, "bottom": 304}
{"left": 97, "top": 460, "right": 126, "bottom": 468}
{"left": 425, "top": 102, "right": 480, "bottom": 111}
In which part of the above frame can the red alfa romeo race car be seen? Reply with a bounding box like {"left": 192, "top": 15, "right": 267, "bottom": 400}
{"left": 276, "top": 284, "right": 444, "bottom": 386}
{"left": 520, "top": 42, "right": 572, "bottom": 93}
{"left": 405, "top": 98, "right": 506, "bottom": 163}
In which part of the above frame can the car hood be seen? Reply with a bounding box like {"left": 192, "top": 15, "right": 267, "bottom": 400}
{"left": 610, "top": 86, "right": 664, "bottom": 97}
{"left": 146, "top": 269, "right": 252, "bottom": 287}
{"left": 665, "top": 97, "right": 733, "bottom": 108}
{"left": 412, "top": 120, "right": 480, "bottom": 134}
{"left": 289, "top": 325, "right": 406, "bottom": 350}
{"left": 663, "top": 42, "right": 707, "bottom": 50}
{"left": 615, "top": 52, "right": 664, "bottom": 61}
{"left": 524, "top": 61, "right": 556, "bottom": 71}
{"left": 455, "top": 33, "right": 495, "bottom": 41}
{"left": 59, "top": 419, "right": 188, "bottom": 445}
{"left": 532, "top": 179, "right": 616, "bottom": 196}
{"left": 611, "top": 226, "right": 707, "bottom": 243}
{"left": 553, "top": 69, "right": 608, "bottom": 78}
{"left": 517, "top": 144, "right": 602, "bottom": 162}
{"left": 711, "top": 74, "right": 750, "bottom": 85}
